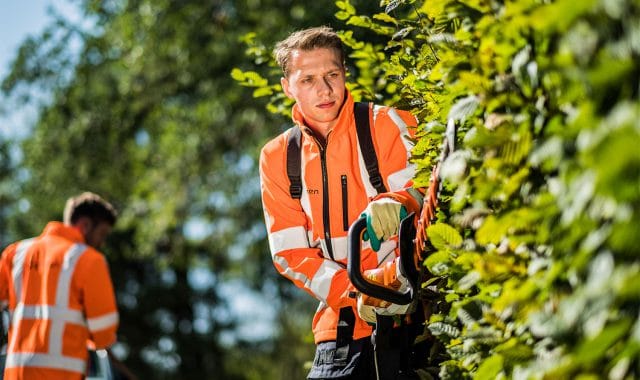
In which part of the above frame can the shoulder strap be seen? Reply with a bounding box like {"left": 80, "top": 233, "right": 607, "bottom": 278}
{"left": 285, "top": 102, "right": 387, "bottom": 199}
{"left": 286, "top": 127, "right": 303, "bottom": 199}
{"left": 354, "top": 102, "right": 388, "bottom": 194}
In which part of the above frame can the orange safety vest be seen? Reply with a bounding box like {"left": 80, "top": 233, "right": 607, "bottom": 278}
{"left": 260, "top": 90, "right": 422, "bottom": 343}
{"left": 0, "top": 222, "right": 119, "bottom": 380}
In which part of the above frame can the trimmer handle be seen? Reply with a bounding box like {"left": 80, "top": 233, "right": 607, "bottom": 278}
{"left": 347, "top": 213, "right": 418, "bottom": 305}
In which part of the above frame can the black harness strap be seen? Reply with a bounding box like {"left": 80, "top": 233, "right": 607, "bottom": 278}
{"left": 354, "top": 102, "right": 388, "bottom": 194}
{"left": 286, "top": 126, "right": 303, "bottom": 199}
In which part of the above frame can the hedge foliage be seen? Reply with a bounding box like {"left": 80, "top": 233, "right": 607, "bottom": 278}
{"left": 235, "top": 0, "right": 640, "bottom": 378}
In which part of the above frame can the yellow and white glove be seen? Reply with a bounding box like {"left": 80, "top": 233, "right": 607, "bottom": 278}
{"left": 362, "top": 198, "right": 407, "bottom": 251}
{"left": 355, "top": 257, "right": 414, "bottom": 323}
{"left": 356, "top": 289, "right": 414, "bottom": 323}
{"left": 357, "top": 295, "right": 378, "bottom": 324}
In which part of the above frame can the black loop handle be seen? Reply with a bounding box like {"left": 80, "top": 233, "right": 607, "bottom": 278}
{"left": 398, "top": 212, "right": 419, "bottom": 295}
{"left": 347, "top": 214, "right": 416, "bottom": 305}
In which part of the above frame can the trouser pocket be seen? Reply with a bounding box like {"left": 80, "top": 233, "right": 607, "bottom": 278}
{"left": 307, "top": 338, "right": 373, "bottom": 380}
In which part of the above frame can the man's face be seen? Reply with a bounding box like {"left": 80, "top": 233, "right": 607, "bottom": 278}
{"left": 281, "top": 47, "right": 346, "bottom": 134}
{"left": 83, "top": 220, "right": 112, "bottom": 249}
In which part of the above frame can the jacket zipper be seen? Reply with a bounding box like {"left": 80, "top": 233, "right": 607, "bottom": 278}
{"left": 308, "top": 129, "right": 335, "bottom": 261}
{"left": 320, "top": 145, "right": 334, "bottom": 260}
{"left": 341, "top": 175, "right": 349, "bottom": 231}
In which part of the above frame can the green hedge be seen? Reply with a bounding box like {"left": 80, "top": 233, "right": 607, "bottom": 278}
{"left": 236, "top": 0, "right": 640, "bottom": 377}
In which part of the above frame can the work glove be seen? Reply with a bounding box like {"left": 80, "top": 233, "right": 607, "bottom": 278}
{"left": 355, "top": 257, "right": 414, "bottom": 323}
{"left": 374, "top": 299, "right": 414, "bottom": 317}
{"left": 357, "top": 295, "right": 378, "bottom": 324}
{"left": 357, "top": 293, "right": 414, "bottom": 324}
{"left": 362, "top": 198, "right": 407, "bottom": 251}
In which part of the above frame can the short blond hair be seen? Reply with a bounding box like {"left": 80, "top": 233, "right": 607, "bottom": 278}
{"left": 63, "top": 192, "right": 117, "bottom": 226}
{"left": 274, "top": 26, "right": 345, "bottom": 77}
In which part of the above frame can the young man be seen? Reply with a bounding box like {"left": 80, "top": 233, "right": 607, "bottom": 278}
{"left": 260, "top": 26, "right": 425, "bottom": 379}
{"left": 0, "top": 192, "right": 122, "bottom": 380}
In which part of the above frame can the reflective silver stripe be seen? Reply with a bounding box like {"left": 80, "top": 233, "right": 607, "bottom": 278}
{"left": 308, "top": 261, "right": 342, "bottom": 302}
{"left": 5, "top": 352, "right": 86, "bottom": 373}
{"left": 386, "top": 107, "right": 417, "bottom": 192}
{"left": 10, "top": 304, "right": 85, "bottom": 325}
{"left": 326, "top": 236, "right": 348, "bottom": 261}
{"left": 87, "top": 311, "right": 119, "bottom": 332}
{"left": 268, "top": 226, "right": 310, "bottom": 256}
{"left": 274, "top": 256, "right": 312, "bottom": 288}
{"left": 8, "top": 239, "right": 36, "bottom": 353}
{"left": 11, "top": 238, "right": 35, "bottom": 303}
{"left": 307, "top": 231, "right": 321, "bottom": 249}
{"left": 299, "top": 154, "right": 314, "bottom": 221}
{"left": 49, "top": 243, "right": 87, "bottom": 356}
{"left": 319, "top": 239, "right": 330, "bottom": 259}
{"left": 274, "top": 253, "right": 339, "bottom": 303}
{"left": 387, "top": 165, "right": 416, "bottom": 191}
{"left": 386, "top": 107, "right": 413, "bottom": 151}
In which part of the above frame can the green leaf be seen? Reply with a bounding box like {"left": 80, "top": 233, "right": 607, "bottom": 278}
{"left": 230, "top": 67, "right": 245, "bottom": 81}
{"left": 429, "top": 321, "right": 461, "bottom": 338}
{"left": 426, "top": 223, "right": 463, "bottom": 250}
{"left": 474, "top": 354, "right": 504, "bottom": 379}
{"left": 448, "top": 95, "right": 479, "bottom": 123}
{"left": 530, "top": 0, "right": 599, "bottom": 33}
{"left": 335, "top": 0, "right": 356, "bottom": 14}
{"left": 498, "top": 129, "right": 532, "bottom": 165}
{"left": 425, "top": 250, "right": 452, "bottom": 276}
{"left": 240, "top": 71, "right": 268, "bottom": 87}
{"left": 373, "top": 12, "right": 398, "bottom": 25}
{"left": 475, "top": 215, "right": 506, "bottom": 246}
{"left": 252, "top": 87, "right": 273, "bottom": 97}
{"left": 495, "top": 338, "right": 534, "bottom": 364}
{"left": 573, "top": 318, "right": 633, "bottom": 365}
{"left": 335, "top": 11, "right": 351, "bottom": 21}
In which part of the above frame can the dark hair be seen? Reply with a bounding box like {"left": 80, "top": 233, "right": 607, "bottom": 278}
{"left": 63, "top": 192, "right": 117, "bottom": 226}
{"left": 274, "top": 26, "right": 345, "bottom": 77}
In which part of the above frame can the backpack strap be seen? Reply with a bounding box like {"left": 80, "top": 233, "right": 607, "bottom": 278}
{"left": 285, "top": 102, "right": 387, "bottom": 199}
{"left": 354, "top": 102, "right": 388, "bottom": 194}
{"left": 286, "top": 126, "right": 303, "bottom": 199}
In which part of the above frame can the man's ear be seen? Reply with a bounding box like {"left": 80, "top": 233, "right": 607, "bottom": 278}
{"left": 74, "top": 216, "right": 93, "bottom": 235}
{"left": 281, "top": 77, "right": 293, "bottom": 99}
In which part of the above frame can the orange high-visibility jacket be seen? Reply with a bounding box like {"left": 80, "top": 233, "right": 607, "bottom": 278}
{"left": 260, "top": 91, "right": 422, "bottom": 343}
{"left": 0, "top": 221, "right": 119, "bottom": 380}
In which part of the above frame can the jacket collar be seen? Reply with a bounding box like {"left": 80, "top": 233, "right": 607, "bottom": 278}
{"left": 291, "top": 89, "right": 355, "bottom": 141}
{"left": 41, "top": 221, "right": 86, "bottom": 244}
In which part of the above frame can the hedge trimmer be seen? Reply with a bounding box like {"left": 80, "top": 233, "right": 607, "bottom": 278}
{"left": 347, "top": 118, "right": 457, "bottom": 378}
{"left": 348, "top": 118, "right": 457, "bottom": 307}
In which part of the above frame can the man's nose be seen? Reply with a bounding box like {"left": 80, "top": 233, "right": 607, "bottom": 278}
{"left": 317, "top": 77, "right": 334, "bottom": 94}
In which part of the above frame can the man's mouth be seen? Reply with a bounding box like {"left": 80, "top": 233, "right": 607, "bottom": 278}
{"left": 317, "top": 101, "right": 335, "bottom": 109}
